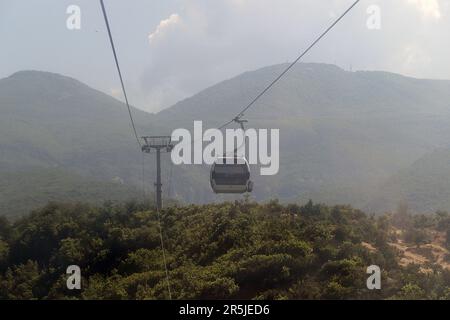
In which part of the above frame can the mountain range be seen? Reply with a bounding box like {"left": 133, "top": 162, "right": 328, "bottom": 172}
{"left": 2, "top": 63, "right": 450, "bottom": 217}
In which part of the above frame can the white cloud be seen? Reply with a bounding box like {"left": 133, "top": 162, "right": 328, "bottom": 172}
{"left": 139, "top": 0, "right": 450, "bottom": 112}
{"left": 406, "top": 0, "right": 441, "bottom": 19}
{"left": 148, "top": 14, "right": 181, "bottom": 44}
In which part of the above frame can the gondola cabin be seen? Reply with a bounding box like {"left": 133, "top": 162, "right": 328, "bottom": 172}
{"left": 210, "top": 157, "right": 253, "bottom": 194}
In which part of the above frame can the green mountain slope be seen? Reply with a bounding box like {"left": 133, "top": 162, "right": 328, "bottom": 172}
{"left": 0, "top": 168, "right": 141, "bottom": 219}
{"left": 366, "top": 148, "right": 450, "bottom": 214}
{"left": 157, "top": 63, "right": 450, "bottom": 208}
{"left": 0, "top": 71, "right": 154, "bottom": 181}
{"left": 0, "top": 71, "right": 157, "bottom": 217}
{"left": 2, "top": 64, "right": 450, "bottom": 216}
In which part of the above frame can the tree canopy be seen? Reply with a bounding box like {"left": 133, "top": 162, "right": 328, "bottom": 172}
{"left": 0, "top": 199, "right": 449, "bottom": 300}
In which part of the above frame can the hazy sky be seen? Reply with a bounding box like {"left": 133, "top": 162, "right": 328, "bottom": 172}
{"left": 1, "top": 0, "right": 449, "bottom": 113}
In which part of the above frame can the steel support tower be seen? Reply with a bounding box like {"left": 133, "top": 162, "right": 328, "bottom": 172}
{"left": 141, "top": 136, "right": 174, "bottom": 210}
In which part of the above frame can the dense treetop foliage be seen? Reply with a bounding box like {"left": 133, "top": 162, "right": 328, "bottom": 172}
{"left": 0, "top": 199, "right": 449, "bottom": 300}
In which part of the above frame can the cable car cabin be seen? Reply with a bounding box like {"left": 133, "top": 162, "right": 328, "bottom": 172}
{"left": 210, "top": 157, "right": 253, "bottom": 194}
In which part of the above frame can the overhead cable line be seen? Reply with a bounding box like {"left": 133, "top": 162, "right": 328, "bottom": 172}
{"left": 156, "top": 207, "right": 172, "bottom": 299}
{"left": 218, "top": 0, "right": 361, "bottom": 130}
{"left": 100, "top": 0, "right": 142, "bottom": 149}
{"left": 99, "top": 0, "right": 172, "bottom": 299}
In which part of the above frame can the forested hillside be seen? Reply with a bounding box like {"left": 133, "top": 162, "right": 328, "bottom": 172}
{"left": 1, "top": 200, "right": 450, "bottom": 300}
{"left": 0, "top": 168, "right": 141, "bottom": 219}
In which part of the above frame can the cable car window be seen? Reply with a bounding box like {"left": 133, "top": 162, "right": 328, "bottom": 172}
{"left": 214, "top": 165, "right": 247, "bottom": 174}
{"left": 213, "top": 164, "right": 249, "bottom": 185}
